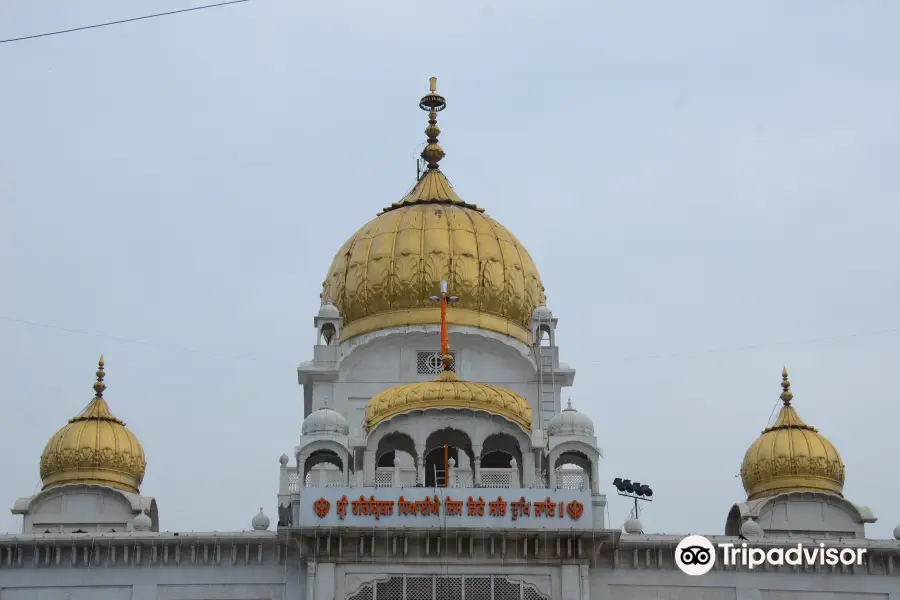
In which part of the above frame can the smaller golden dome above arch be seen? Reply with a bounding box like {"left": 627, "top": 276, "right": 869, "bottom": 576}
{"left": 365, "top": 370, "right": 533, "bottom": 432}
{"left": 39, "top": 356, "right": 147, "bottom": 494}
{"left": 740, "top": 368, "right": 845, "bottom": 501}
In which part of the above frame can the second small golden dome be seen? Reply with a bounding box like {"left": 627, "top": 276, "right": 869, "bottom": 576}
{"left": 740, "top": 368, "right": 845, "bottom": 501}
{"left": 39, "top": 356, "right": 147, "bottom": 494}
{"left": 365, "top": 369, "right": 533, "bottom": 431}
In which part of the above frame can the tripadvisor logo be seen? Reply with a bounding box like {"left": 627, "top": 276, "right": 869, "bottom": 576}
{"left": 675, "top": 535, "right": 717, "bottom": 576}
{"left": 675, "top": 535, "right": 867, "bottom": 576}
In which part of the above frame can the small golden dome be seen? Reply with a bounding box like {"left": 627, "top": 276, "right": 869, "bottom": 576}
{"left": 320, "top": 79, "right": 546, "bottom": 345}
{"left": 39, "top": 356, "right": 147, "bottom": 494}
{"left": 365, "top": 369, "right": 533, "bottom": 431}
{"left": 740, "top": 368, "right": 845, "bottom": 501}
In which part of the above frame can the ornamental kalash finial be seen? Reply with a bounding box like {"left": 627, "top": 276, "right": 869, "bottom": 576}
{"left": 419, "top": 77, "right": 447, "bottom": 170}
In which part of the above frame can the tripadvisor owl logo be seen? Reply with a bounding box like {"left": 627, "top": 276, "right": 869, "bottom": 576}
{"left": 675, "top": 534, "right": 868, "bottom": 576}
{"left": 675, "top": 535, "right": 716, "bottom": 575}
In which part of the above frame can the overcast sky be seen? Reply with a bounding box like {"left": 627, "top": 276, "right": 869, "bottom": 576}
{"left": 2, "top": 0, "right": 898, "bottom": 539}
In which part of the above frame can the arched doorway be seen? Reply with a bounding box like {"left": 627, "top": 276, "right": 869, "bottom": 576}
{"left": 424, "top": 428, "right": 473, "bottom": 488}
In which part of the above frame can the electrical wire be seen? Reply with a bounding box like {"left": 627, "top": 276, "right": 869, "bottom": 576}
{"left": 0, "top": 0, "right": 253, "bottom": 45}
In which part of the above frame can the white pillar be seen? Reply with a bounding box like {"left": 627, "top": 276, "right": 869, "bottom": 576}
{"left": 394, "top": 456, "right": 402, "bottom": 487}
{"left": 448, "top": 457, "right": 457, "bottom": 488}
{"left": 363, "top": 451, "right": 376, "bottom": 487}
{"left": 523, "top": 452, "right": 535, "bottom": 488}
{"left": 473, "top": 458, "right": 481, "bottom": 487}
{"left": 279, "top": 463, "right": 291, "bottom": 494}
{"left": 510, "top": 458, "right": 520, "bottom": 488}
{"left": 315, "top": 562, "right": 336, "bottom": 600}
{"left": 416, "top": 445, "right": 426, "bottom": 486}
{"left": 306, "top": 562, "right": 317, "bottom": 600}
{"left": 580, "top": 564, "right": 590, "bottom": 600}
{"left": 561, "top": 564, "right": 580, "bottom": 600}
{"left": 345, "top": 450, "right": 352, "bottom": 486}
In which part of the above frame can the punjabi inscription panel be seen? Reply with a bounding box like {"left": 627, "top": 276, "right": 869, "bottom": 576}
{"left": 295, "top": 487, "right": 592, "bottom": 530}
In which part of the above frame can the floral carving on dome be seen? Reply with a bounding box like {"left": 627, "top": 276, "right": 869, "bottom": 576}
{"left": 40, "top": 447, "right": 146, "bottom": 482}
{"left": 321, "top": 202, "right": 545, "bottom": 345}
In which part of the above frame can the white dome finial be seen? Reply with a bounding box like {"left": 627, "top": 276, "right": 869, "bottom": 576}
{"left": 741, "top": 517, "right": 763, "bottom": 538}
{"left": 132, "top": 509, "right": 152, "bottom": 532}
{"left": 547, "top": 398, "right": 595, "bottom": 437}
{"left": 623, "top": 517, "right": 643, "bottom": 535}
{"left": 252, "top": 508, "right": 270, "bottom": 531}
{"left": 302, "top": 403, "right": 350, "bottom": 436}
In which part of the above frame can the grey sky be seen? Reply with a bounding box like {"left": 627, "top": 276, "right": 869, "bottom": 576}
{"left": 2, "top": 0, "right": 898, "bottom": 538}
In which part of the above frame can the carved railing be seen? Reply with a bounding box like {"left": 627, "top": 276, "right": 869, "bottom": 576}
{"left": 374, "top": 466, "right": 418, "bottom": 487}
{"left": 556, "top": 467, "right": 587, "bottom": 491}
{"left": 280, "top": 467, "right": 301, "bottom": 494}
{"left": 478, "top": 468, "right": 514, "bottom": 488}
{"left": 454, "top": 469, "right": 474, "bottom": 488}
{"left": 304, "top": 467, "right": 345, "bottom": 488}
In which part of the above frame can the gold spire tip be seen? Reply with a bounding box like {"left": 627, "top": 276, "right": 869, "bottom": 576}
{"left": 419, "top": 77, "right": 446, "bottom": 170}
{"left": 93, "top": 355, "right": 107, "bottom": 398}
{"left": 780, "top": 366, "right": 793, "bottom": 405}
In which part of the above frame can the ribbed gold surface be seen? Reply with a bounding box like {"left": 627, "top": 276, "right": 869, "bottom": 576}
{"left": 39, "top": 396, "right": 146, "bottom": 494}
{"left": 365, "top": 370, "right": 532, "bottom": 431}
{"left": 322, "top": 170, "right": 546, "bottom": 344}
{"left": 740, "top": 401, "right": 845, "bottom": 501}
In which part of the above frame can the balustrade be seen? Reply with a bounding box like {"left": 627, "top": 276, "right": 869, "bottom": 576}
{"left": 478, "top": 468, "right": 513, "bottom": 488}
{"left": 375, "top": 466, "right": 418, "bottom": 488}
{"left": 555, "top": 467, "right": 587, "bottom": 491}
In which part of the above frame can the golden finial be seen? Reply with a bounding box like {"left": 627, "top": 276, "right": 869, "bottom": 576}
{"left": 780, "top": 366, "right": 793, "bottom": 405}
{"left": 441, "top": 353, "right": 455, "bottom": 372}
{"left": 93, "top": 354, "right": 106, "bottom": 399}
{"left": 419, "top": 77, "right": 447, "bottom": 170}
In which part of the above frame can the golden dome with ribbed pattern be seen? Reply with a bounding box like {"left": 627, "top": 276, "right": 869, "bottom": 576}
{"left": 39, "top": 356, "right": 147, "bottom": 494}
{"left": 740, "top": 368, "right": 845, "bottom": 501}
{"left": 365, "top": 370, "right": 532, "bottom": 431}
{"left": 320, "top": 79, "right": 546, "bottom": 345}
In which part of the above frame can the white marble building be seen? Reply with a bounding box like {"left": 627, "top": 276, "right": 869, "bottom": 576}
{"left": 3, "top": 79, "right": 900, "bottom": 600}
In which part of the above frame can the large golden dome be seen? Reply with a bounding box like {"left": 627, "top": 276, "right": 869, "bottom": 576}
{"left": 39, "top": 356, "right": 147, "bottom": 494}
{"left": 740, "top": 368, "right": 845, "bottom": 501}
{"left": 321, "top": 79, "right": 546, "bottom": 345}
{"left": 365, "top": 369, "right": 532, "bottom": 431}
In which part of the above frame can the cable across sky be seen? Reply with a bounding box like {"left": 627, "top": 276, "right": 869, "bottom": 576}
{"left": 0, "top": 0, "right": 253, "bottom": 45}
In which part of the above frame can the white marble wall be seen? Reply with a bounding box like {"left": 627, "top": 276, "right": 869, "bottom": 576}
{"left": 309, "top": 330, "right": 564, "bottom": 430}
{"left": 0, "top": 564, "right": 304, "bottom": 600}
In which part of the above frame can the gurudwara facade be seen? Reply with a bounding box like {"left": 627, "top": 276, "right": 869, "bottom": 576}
{"left": 3, "top": 79, "right": 899, "bottom": 600}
